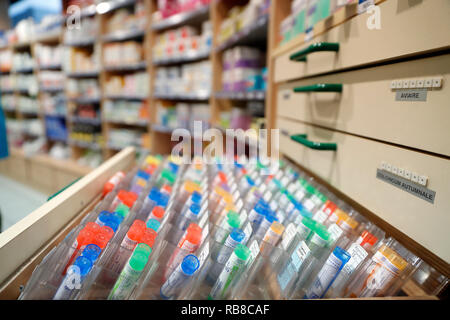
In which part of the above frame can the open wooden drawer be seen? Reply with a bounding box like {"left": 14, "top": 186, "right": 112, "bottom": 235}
{"left": 277, "top": 117, "right": 450, "bottom": 267}
{"left": 0, "top": 147, "right": 446, "bottom": 299}
{"left": 0, "top": 147, "right": 136, "bottom": 299}
{"left": 277, "top": 54, "right": 450, "bottom": 157}
{"left": 274, "top": 0, "right": 450, "bottom": 83}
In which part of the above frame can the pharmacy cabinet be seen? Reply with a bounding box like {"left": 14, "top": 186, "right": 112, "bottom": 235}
{"left": 0, "top": 149, "right": 92, "bottom": 195}
{"left": 276, "top": 54, "right": 450, "bottom": 157}
{"left": 0, "top": 148, "right": 135, "bottom": 298}
{"left": 277, "top": 117, "right": 450, "bottom": 263}
{"left": 274, "top": 0, "right": 450, "bottom": 83}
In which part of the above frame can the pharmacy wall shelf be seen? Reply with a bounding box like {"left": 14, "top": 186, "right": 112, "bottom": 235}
{"left": 268, "top": 0, "right": 450, "bottom": 283}
{"left": 0, "top": 147, "right": 440, "bottom": 299}
{"left": 102, "top": 29, "right": 146, "bottom": 42}
{"left": 151, "top": 4, "right": 210, "bottom": 31}
{"left": 152, "top": 50, "right": 210, "bottom": 66}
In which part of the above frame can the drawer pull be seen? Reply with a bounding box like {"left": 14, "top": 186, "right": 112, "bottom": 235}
{"left": 290, "top": 134, "right": 337, "bottom": 151}
{"left": 293, "top": 83, "right": 343, "bottom": 93}
{"left": 289, "top": 42, "right": 340, "bottom": 62}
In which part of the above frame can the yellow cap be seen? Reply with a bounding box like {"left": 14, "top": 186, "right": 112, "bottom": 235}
{"left": 379, "top": 245, "right": 408, "bottom": 271}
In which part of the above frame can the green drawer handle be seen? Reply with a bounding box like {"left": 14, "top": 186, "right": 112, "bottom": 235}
{"left": 289, "top": 42, "right": 340, "bottom": 62}
{"left": 291, "top": 134, "right": 337, "bottom": 151}
{"left": 293, "top": 83, "right": 343, "bottom": 93}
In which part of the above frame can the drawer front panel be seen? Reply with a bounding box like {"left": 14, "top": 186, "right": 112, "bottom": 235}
{"left": 277, "top": 117, "right": 450, "bottom": 263}
{"left": 274, "top": 0, "right": 450, "bottom": 83}
{"left": 277, "top": 54, "right": 450, "bottom": 156}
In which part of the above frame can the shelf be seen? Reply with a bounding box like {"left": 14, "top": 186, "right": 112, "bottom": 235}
{"left": 19, "top": 110, "right": 40, "bottom": 116}
{"left": 215, "top": 14, "right": 269, "bottom": 52}
{"left": 41, "top": 86, "right": 64, "bottom": 93}
{"left": 106, "top": 118, "right": 149, "bottom": 127}
{"left": 152, "top": 92, "right": 210, "bottom": 101}
{"left": 13, "top": 67, "right": 34, "bottom": 73}
{"left": 66, "top": 71, "right": 100, "bottom": 78}
{"left": 0, "top": 70, "right": 11, "bottom": 75}
{"left": 68, "top": 97, "right": 101, "bottom": 104}
{"left": 153, "top": 50, "right": 210, "bottom": 66}
{"left": 151, "top": 5, "right": 210, "bottom": 31}
{"left": 12, "top": 41, "right": 32, "bottom": 49}
{"left": 47, "top": 135, "right": 68, "bottom": 143}
{"left": 70, "top": 116, "right": 102, "bottom": 125}
{"left": 64, "top": 38, "right": 96, "bottom": 47}
{"left": 215, "top": 90, "right": 266, "bottom": 101}
{"left": 104, "top": 94, "right": 147, "bottom": 101}
{"left": 103, "top": 61, "right": 147, "bottom": 72}
{"left": 80, "top": 4, "right": 97, "bottom": 18}
{"left": 68, "top": 139, "right": 102, "bottom": 150}
{"left": 1, "top": 107, "right": 16, "bottom": 113}
{"left": 16, "top": 88, "right": 37, "bottom": 96}
{"left": 34, "top": 32, "right": 62, "bottom": 44}
{"left": 39, "top": 64, "right": 62, "bottom": 70}
{"left": 150, "top": 123, "right": 175, "bottom": 134}
{"left": 0, "top": 89, "right": 14, "bottom": 94}
{"left": 102, "top": 28, "right": 145, "bottom": 42}
{"left": 97, "top": 0, "right": 137, "bottom": 15}
{"left": 44, "top": 113, "right": 66, "bottom": 118}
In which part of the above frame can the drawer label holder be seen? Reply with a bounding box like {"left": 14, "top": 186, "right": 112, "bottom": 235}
{"left": 376, "top": 169, "right": 436, "bottom": 204}
{"left": 395, "top": 89, "right": 427, "bottom": 102}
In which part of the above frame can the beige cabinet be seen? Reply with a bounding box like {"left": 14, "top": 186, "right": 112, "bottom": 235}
{"left": 277, "top": 117, "right": 450, "bottom": 263}
{"left": 277, "top": 54, "right": 450, "bottom": 156}
{"left": 274, "top": 0, "right": 450, "bottom": 83}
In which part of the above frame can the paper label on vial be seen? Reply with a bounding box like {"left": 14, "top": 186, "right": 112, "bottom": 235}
{"left": 292, "top": 241, "right": 310, "bottom": 271}
{"left": 303, "top": 199, "right": 315, "bottom": 212}
{"left": 307, "top": 251, "right": 343, "bottom": 299}
{"left": 311, "top": 233, "right": 328, "bottom": 248}
{"left": 328, "top": 224, "right": 344, "bottom": 242}
{"left": 198, "top": 241, "right": 210, "bottom": 266}
{"left": 109, "top": 263, "right": 142, "bottom": 300}
{"left": 239, "top": 210, "right": 248, "bottom": 226}
{"left": 313, "top": 210, "right": 329, "bottom": 224}
{"left": 201, "top": 223, "right": 209, "bottom": 243}
{"left": 243, "top": 223, "right": 253, "bottom": 243}
{"left": 247, "top": 240, "right": 260, "bottom": 268}
{"left": 365, "top": 251, "right": 401, "bottom": 290}
{"left": 342, "top": 243, "right": 368, "bottom": 276}
{"left": 281, "top": 223, "right": 297, "bottom": 250}
{"left": 121, "top": 234, "right": 138, "bottom": 251}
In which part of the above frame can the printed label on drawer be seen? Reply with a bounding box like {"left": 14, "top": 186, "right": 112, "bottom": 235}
{"left": 376, "top": 169, "right": 436, "bottom": 204}
{"left": 395, "top": 89, "right": 427, "bottom": 102}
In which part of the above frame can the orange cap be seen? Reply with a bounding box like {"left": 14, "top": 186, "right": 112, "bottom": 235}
{"left": 93, "top": 232, "right": 109, "bottom": 249}
{"left": 186, "top": 223, "right": 202, "bottom": 234}
{"left": 85, "top": 222, "right": 101, "bottom": 234}
{"left": 100, "top": 226, "right": 114, "bottom": 241}
{"left": 127, "top": 223, "right": 145, "bottom": 242}
{"left": 162, "top": 184, "right": 172, "bottom": 194}
{"left": 218, "top": 172, "right": 227, "bottom": 184}
{"left": 185, "top": 228, "right": 202, "bottom": 246}
{"left": 132, "top": 219, "right": 147, "bottom": 230}
{"left": 122, "top": 192, "right": 138, "bottom": 208}
{"left": 152, "top": 206, "right": 165, "bottom": 219}
{"left": 140, "top": 228, "right": 157, "bottom": 248}
{"left": 77, "top": 228, "right": 93, "bottom": 248}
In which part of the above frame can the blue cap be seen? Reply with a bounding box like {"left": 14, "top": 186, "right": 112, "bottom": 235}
{"left": 72, "top": 256, "right": 92, "bottom": 276}
{"left": 136, "top": 170, "right": 150, "bottom": 181}
{"left": 254, "top": 203, "right": 267, "bottom": 214}
{"left": 230, "top": 228, "right": 245, "bottom": 243}
{"left": 245, "top": 176, "right": 255, "bottom": 186}
{"left": 181, "top": 254, "right": 200, "bottom": 276}
{"left": 264, "top": 213, "right": 278, "bottom": 224}
{"left": 273, "top": 179, "right": 282, "bottom": 189}
{"left": 158, "top": 193, "right": 169, "bottom": 208}
{"left": 82, "top": 244, "right": 101, "bottom": 263}
{"left": 104, "top": 218, "right": 119, "bottom": 232}
{"left": 300, "top": 207, "right": 313, "bottom": 219}
{"left": 217, "top": 163, "right": 223, "bottom": 171}
{"left": 189, "top": 203, "right": 201, "bottom": 215}
{"left": 146, "top": 218, "right": 161, "bottom": 232}
{"left": 333, "top": 246, "right": 351, "bottom": 264}
{"left": 148, "top": 188, "right": 160, "bottom": 202}
{"left": 168, "top": 162, "right": 179, "bottom": 174}
{"left": 98, "top": 211, "right": 112, "bottom": 225}
{"left": 191, "top": 191, "right": 202, "bottom": 204}
{"left": 234, "top": 162, "right": 243, "bottom": 169}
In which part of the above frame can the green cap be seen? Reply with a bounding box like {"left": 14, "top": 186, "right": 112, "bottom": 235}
{"left": 161, "top": 170, "right": 176, "bottom": 185}
{"left": 227, "top": 211, "right": 240, "bottom": 229}
{"left": 306, "top": 184, "right": 316, "bottom": 195}
{"left": 234, "top": 244, "right": 251, "bottom": 261}
{"left": 155, "top": 154, "right": 164, "bottom": 161}
{"left": 279, "top": 159, "right": 286, "bottom": 168}
{"left": 115, "top": 203, "right": 130, "bottom": 218}
{"left": 301, "top": 217, "right": 316, "bottom": 231}
{"left": 299, "top": 178, "right": 309, "bottom": 188}
{"left": 313, "top": 224, "right": 331, "bottom": 243}
{"left": 256, "top": 160, "right": 266, "bottom": 169}
{"left": 287, "top": 193, "right": 296, "bottom": 203}
{"left": 316, "top": 192, "right": 327, "bottom": 203}
{"left": 129, "top": 244, "right": 152, "bottom": 271}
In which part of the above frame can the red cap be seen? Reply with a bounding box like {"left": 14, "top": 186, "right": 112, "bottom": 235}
{"left": 85, "top": 222, "right": 101, "bottom": 234}
{"left": 99, "top": 226, "right": 114, "bottom": 241}
{"left": 218, "top": 172, "right": 227, "bottom": 184}
{"left": 77, "top": 229, "right": 93, "bottom": 248}
{"left": 186, "top": 223, "right": 202, "bottom": 234}
{"left": 152, "top": 206, "right": 165, "bottom": 219}
{"left": 359, "top": 231, "right": 377, "bottom": 247}
{"left": 140, "top": 228, "right": 157, "bottom": 248}
{"left": 162, "top": 184, "right": 172, "bottom": 194}
{"left": 92, "top": 232, "right": 109, "bottom": 249}
{"left": 132, "top": 219, "right": 147, "bottom": 230}
{"left": 121, "top": 192, "right": 138, "bottom": 208}
{"left": 127, "top": 224, "right": 144, "bottom": 242}
{"left": 184, "top": 228, "right": 201, "bottom": 246}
